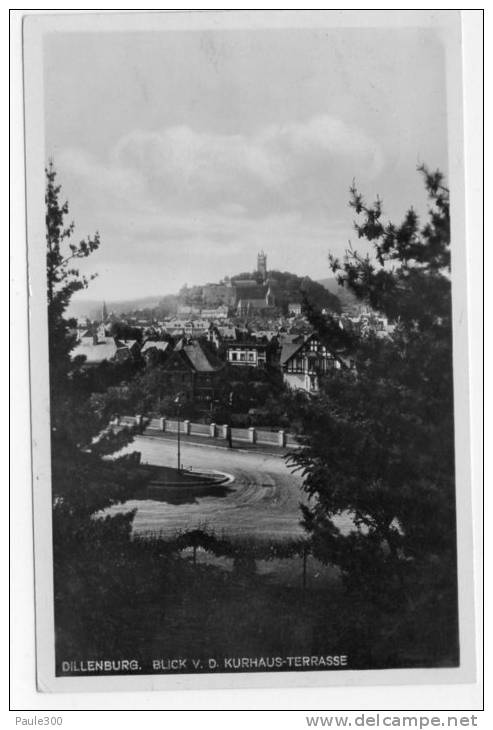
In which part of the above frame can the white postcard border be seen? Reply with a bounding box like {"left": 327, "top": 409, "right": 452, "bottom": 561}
{"left": 21, "top": 9, "right": 478, "bottom": 696}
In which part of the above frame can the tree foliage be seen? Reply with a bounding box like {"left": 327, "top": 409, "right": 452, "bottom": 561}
{"left": 288, "top": 167, "right": 456, "bottom": 601}
{"left": 46, "top": 161, "right": 100, "bottom": 386}
{"left": 46, "top": 164, "right": 143, "bottom": 543}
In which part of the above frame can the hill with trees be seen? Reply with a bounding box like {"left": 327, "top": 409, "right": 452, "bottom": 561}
{"left": 67, "top": 270, "right": 341, "bottom": 321}
{"left": 67, "top": 295, "right": 163, "bottom": 320}
{"left": 317, "top": 276, "right": 360, "bottom": 312}
{"left": 178, "top": 269, "right": 341, "bottom": 314}
{"left": 267, "top": 270, "right": 341, "bottom": 314}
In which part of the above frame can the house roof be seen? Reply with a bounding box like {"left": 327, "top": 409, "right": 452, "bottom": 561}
{"left": 141, "top": 340, "right": 170, "bottom": 353}
{"left": 278, "top": 332, "right": 302, "bottom": 344}
{"left": 160, "top": 350, "right": 192, "bottom": 372}
{"left": 72, "top": 338, "right": 119, "bottom": 364}
{"left": 227, "top": 342, "right": 267, "bottom": 351}
{"left": 280, "top": 341, "right": 305, "bottom": 366}
{"left": 217, "top": 326, "right": 237, "bottom": 339}
{"left": 175, "top": 340, "right": 224, "bottom": 373}
{"left": 71, "top": 335, "right": 139, "bottom": 364}
{"left": 280, "top": 333, "right": 346, "bottom": 368}
{"left": 279, "top": 333, "right": 320, "bottom": 366}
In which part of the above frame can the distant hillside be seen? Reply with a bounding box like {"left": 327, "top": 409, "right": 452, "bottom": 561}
{"left": 67, "top": 275, "right": 346, "bottom": 321}
{"left": 268, "top": 271, "right": 341, "bottom": 313}
{"left": 67, "top": 295, "right": 163, "bottom": 320}
{"left": 317, "top": 277, "right": 360, "bottom": 310}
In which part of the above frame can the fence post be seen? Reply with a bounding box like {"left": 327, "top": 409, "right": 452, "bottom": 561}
{"left": 278, "top": 429, "right": 286, "bottom": 447}
{"left": 159, "top": 417, "right": 166, "bottom": 432}
{"left": 222, "top": 424, "right": 230, "bottom": 440}
{"left": 210, "top": 422, "right": 217, "bottom": 438}
{"left": 183, "top": 419, "right": 191, "bottom": 435}
{"left": 248, "top": 427, "right": 256, "bottom": 444}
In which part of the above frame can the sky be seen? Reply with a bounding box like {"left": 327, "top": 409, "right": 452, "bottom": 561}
{"left": 44, "top": 26, "right": 448, "bottom": 304}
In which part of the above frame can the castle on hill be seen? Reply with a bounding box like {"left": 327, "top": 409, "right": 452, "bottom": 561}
{"left": 199, "top": 251, "right": 276, "bottom": 314}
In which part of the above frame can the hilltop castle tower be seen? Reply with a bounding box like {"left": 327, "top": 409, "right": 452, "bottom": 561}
{"left": 257, "top": 250, "right": 267, "bottom": 281}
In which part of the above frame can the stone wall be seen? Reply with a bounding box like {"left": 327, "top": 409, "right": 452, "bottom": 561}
{"left": 118, "top": 416, "right": 297, "bottom": 448}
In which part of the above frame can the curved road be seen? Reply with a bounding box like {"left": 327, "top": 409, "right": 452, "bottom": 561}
{"left": 107, "top": 435, "right": 353, "bottom": 540}
{"left": 107, "top": 435, "right": 306, "bottom": 539}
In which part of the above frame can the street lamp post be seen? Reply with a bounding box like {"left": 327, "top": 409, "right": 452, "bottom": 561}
{"left": 174, "top": 393, "right": 184, "bottom": 472}
{"left": 177, "top": 404, "right": 181, "bottom": 472}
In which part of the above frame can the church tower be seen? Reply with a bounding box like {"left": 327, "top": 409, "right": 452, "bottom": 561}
{"left": 257, "top": 250, "right": 267, "bottom": 281}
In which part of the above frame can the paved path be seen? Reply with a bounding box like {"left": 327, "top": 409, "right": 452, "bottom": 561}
{"left": 107, "top": 435, "right": 353, "bottom": 541}
{"left": 107, "top": 435, "right": 305, "bottom": 539}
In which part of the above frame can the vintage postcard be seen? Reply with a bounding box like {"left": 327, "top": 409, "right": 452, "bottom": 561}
{"left": 22, "top": 10, "right": 477, "bottom": 693}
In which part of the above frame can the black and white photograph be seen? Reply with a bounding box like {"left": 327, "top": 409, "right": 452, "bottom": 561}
{"left": 19, "top": 10, "right": 479, "bottom": 696}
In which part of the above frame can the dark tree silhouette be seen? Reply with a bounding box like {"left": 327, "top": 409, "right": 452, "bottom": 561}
{"left": 288, "top": 168, "right": 457, "bottom": 660}
{"left": 46, "top": 164, "right": 143, "bottom": 541}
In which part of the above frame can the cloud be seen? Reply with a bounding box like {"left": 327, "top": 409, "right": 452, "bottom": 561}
{"left": 261, "top": 116, "right": 383, "bottom": 166}
{"left": 58, "top": 115, "right": 383, "bottom": 216}
{"left": 103, "top": 114, "right": 383, "bottom": 214}
{"left": 55, "top": 115, "right": 382, "bottom": 298}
